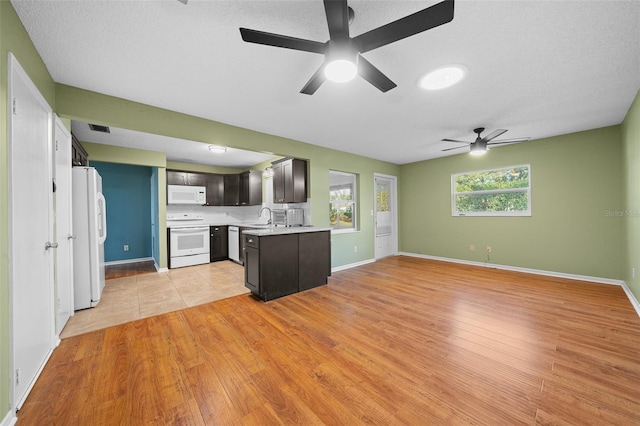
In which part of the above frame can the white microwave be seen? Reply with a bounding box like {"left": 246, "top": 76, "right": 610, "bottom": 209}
{"left": 167, "top": 185, "right": 206, "bottom": 205}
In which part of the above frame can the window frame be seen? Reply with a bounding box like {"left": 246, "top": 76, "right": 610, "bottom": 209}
{"left": 451, "top": 164, "right": 532, "bottom": 217}
{"left": 329, "top": 170, "right": 358, "bottom": 233}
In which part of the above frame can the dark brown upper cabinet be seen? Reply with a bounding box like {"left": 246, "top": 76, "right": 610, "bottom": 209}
{"left": 205, "top": 174, "right": 224, "bottom": 206}
{"left": 71, "top": 133, "right": 89, "bottom": 166}
{"left": 167, "top": 170, "right": 207, "bottom": 186}
{"left": 272, "top": 158, "right": 307, "bottom": 204}
{"left": 240, "top": 170, "right": 263, "bottom": 206}
{"left": 223, "top": 174, "right": 240, "bottom": 206}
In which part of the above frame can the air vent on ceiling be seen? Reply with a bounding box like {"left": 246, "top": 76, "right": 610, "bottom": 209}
{"left": 88, "top": 123, "right": 110, "bottom": 133}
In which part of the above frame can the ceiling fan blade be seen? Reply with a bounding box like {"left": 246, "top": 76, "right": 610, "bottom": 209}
{"left": 353, "top": 0, "right": 455, "bottom": 54}
{"left": 442, "top": 145, "right": 467, "bottom": 152}
{"left": 481, "top": 129, "right": 507, "bottom": 143}
{"left": 441, "top": 138, "right": 470, "bottom": 144}
{"left": 240, "top": 28, "right": 326, "bottom": 54}
{"left": 324, "top": 0, "right": 350, "bottom": 40}
{"left": 357, "top": 56, "right": 396, "bottom": 92}
{"left": 300, "top": 65, "right": 326, "bottom": 95}
{"left": 487, "top": 138, "right": 531, "bottom": 146}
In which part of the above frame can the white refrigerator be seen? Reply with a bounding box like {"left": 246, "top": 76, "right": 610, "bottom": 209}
{"left": 72, "top": 167, "right": 107, "bottom": 310}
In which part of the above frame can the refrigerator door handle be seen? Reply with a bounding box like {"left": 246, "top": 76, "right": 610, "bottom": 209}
{"left": 97, "top": 192, "right": 107, "bottom": 244}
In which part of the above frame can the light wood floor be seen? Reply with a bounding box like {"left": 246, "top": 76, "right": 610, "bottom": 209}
{"left": 61, "top": 260, "right": 248, "bottom": 338}
{"left": 20, "top": 256, "right": 640, "bottom": 425}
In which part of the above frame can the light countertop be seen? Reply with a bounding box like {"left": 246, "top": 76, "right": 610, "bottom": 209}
{"left": 242, "top": 226, "right": 332, "bottom": 236}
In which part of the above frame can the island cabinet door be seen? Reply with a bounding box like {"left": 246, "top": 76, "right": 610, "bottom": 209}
{"left": 261, "top": 234, "right": 299, "bottom": 301}
{"left": 245, "top": 244, "right": 260, "bottom": 293}
{"left": 299, "top": 231, "right": 331, "bottom": 291}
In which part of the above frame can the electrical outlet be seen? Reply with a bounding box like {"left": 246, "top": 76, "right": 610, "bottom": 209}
{"left": 633, "top": 267, "right": 636, "bottom": 279}
{"left": 469, "top": 244, "right": 475, "bottom": 252}
{"left": 354, "top": 245, "right": 358, "bottom": 253}
{"left": 124, "top": 244, "right": 129, "bottom": 252}
{"left": 486, "top": 246, "right": 492, "bottom": 253}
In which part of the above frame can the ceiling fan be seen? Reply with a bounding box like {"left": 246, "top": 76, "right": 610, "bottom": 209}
{"left": 239, "top": 0, "right": 455, "bottom": 95}
{"left": 442, "top": 128, "right": 530, "bottom": 155}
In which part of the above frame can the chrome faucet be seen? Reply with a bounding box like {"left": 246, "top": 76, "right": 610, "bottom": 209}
{"left": 258, "top": 206, "right": 272, "bottom": 225}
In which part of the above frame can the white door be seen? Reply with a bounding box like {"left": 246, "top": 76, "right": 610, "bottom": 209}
{"left": 54, "top": 116, "right": 74, "bottom": 335}
{"left": 374, "top": 174, "right": 398, "bottom": 259}
{"left": 8, "top": 53, "right": 55, "bottom": 409}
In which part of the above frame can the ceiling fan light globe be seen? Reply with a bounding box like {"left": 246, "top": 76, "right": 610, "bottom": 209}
{"left": 324, "top": 59, "right": 358, "bottom": 83}
{"left": 469, "top": 141, "right": 487, "bottom": 156}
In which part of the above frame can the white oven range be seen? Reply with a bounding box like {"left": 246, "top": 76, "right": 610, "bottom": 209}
{"left": 167, "top": 213, "right": 210, "bottom": 268}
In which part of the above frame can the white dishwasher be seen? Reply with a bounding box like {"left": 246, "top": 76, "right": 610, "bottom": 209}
{"left": 228, "top": 226, "right": 240, "bottom": 263}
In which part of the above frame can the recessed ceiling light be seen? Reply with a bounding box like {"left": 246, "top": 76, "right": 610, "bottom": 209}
{"left": 208, "top": 145, "right": 227, "bottom": 153}
{"left": 419, "top": 65, "right": 467, "bottom": 90}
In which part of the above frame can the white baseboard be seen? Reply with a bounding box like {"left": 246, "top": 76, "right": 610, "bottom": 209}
{"left": 332, "top": 258, "right": 375, "bottom": 273}
{"left": 621, "top": 281, "right": 640, "bottom": 317}
{"left": 105, "top": 257, "right": 153, "bottom": 266}
{"left": 399, "top": 252, "right": 640, "bottom": 317}
{"left": 1, "top": 410, "right": 17, "bottom": 426}
{"left": 157, "top": 267, "right": 169, "bottom": 273}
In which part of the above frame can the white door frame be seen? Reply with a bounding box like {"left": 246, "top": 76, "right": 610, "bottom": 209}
{"left": 8, "top": 52, "right": 56, "bottom": 414}
{"left": 374, "top": 173, "right": 398, "bottom": 259}
{"left": 54, "top": 115, "right": 74, "bottom": 337}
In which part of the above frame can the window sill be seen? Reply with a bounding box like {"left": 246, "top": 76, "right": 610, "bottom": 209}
{"left": 331, "top": 228, "right": 358, "bottom": 235}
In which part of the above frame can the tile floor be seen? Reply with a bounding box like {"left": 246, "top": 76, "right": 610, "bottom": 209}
{"left": 60, "top": 260, "right": 249, "bottom": 339}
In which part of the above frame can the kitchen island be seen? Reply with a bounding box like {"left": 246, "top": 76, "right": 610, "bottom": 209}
{"left": 243, "top": 227, "right": 331, "bottom": 301}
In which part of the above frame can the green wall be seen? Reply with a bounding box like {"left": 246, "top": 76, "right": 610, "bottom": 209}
{"left": 1, "top": 1, "right": 57, "bottom": 418}
{"left": 399, "top": 126, "right": 624, "bottom": 281}
{"left": 622, "top": 90, "right": 640, "bottom": 301}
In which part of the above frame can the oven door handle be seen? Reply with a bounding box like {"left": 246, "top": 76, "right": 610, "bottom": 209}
{"left": 171, "top": 227, "right": 209, "bottom": 233}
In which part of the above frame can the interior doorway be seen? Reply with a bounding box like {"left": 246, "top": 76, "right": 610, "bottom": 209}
{"left": 374, "top": 174, "right": 398, "bottom": 259}
{"left": 8, "top": 53, "right": 56, "bottom": 411}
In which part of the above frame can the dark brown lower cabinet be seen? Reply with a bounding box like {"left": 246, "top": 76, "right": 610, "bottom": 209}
{"left": 244, "top": 230, "right": 331, "bottom": 301}
{"left": 298, "top": 231, "right": 331, "bottom": 291}
{"left": 210, "top": 226, "right": 228, "bottom": 262}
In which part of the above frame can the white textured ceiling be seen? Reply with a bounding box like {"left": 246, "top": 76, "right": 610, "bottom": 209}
{"left": 70, "top": 121, "right": 277, "bottom": 168}
{"left": 11, "top": 0, "right": 640, "bottom": 165}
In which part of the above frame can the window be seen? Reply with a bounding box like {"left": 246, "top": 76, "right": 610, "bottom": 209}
{"left": 329, "top": 171, "right": 357, "bottom": 231}
{"left": 452, "top": 164, "right": 531, "bottom": 216}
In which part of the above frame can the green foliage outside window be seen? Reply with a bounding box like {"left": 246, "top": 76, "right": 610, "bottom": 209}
{"left": 455, "top": 166, "right": 529, "bottom": 192}
{"left": 456, "top": 192, "right": 528, "bottom": 212}
{"left": 329, "top": 204, "right": 353, "bottom": 227}
{"left": 452, "top": 165, "right": 531, "bottom": 216}
{"left": 376, "top": 187, "right": 390, "bottom": 212}
{"left": 329, "top": 171, "right": 357, "bottom": 229}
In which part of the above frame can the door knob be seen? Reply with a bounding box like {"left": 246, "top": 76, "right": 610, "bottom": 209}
{"left": 67, "top": 234, "right": 76, "bottom": 240}
{"left": 45, "top": 242, "right": 58, "bottom": 250}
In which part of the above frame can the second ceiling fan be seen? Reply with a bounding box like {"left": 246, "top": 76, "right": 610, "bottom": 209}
{"left": 442, "top": 128, "right": 531, "bottom": 155}
{"left": 239, "top": 0, "right": 455, "bottom": 95}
